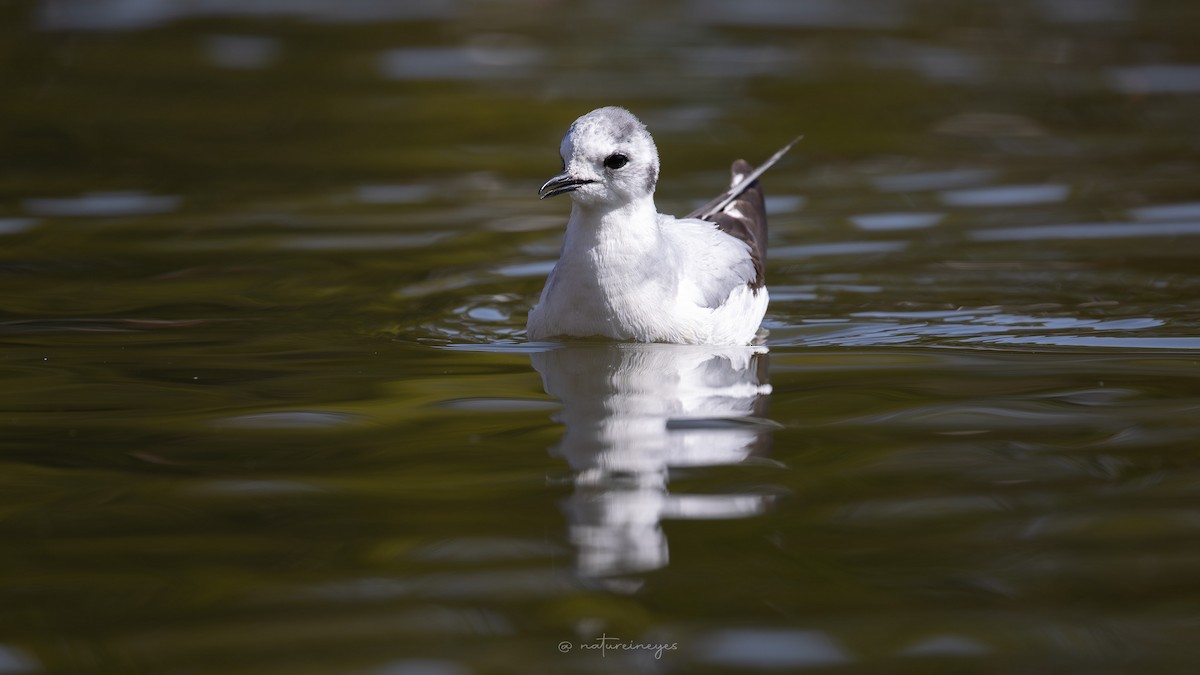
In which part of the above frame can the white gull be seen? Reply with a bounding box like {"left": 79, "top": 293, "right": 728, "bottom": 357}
{"left": 527, "top": 106, "right": 797, "bottom": 345}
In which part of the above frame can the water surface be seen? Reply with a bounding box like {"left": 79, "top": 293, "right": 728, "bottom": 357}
{"left": 2, "top": 1, "right": 1200, "bottom": 673}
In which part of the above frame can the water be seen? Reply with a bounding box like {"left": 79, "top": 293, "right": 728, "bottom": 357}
{"left": 3, "top": 0, "right": 1200, "bottom": 673}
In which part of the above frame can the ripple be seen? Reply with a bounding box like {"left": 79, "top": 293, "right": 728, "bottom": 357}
{"left": 1129, "top": 201, "right": 1200, "bottom": 222}
{"left": 278, "top": 233, "right": 451, "bottom": 250}
{"left": 773, "top": 311, "right": 1171, "bottom": 349}
{"left": 850, "top": 212, "right": 944, "bottom": 231}
{"left": 367, "top": 660, "right": 471, "bottom": 675}
{"left": 969, "top": 221, "right": 1200, "bottom": 241}
{"left": 679, "top": 46, "right": 796, "bottom": 77}
{"left": 766, "top": 287, "right": 820, "bottom": 302}
{"left": 409, "top": 537, "right": 563, "bottom": 562}
{"left": 396, "top": 274, "right": 474, "bottom": 298}
{"left": 695, "top": 0, "right": 906, "bottom": 29}
{"left": 696, "top": 629, "right": 851, "bottom": 668}
{"left": 461, "top": 306, "right": 510, "bottom": 322}
{"left": 203, "top": 34, "right": 280, "bottom": 69}
{"left": 870, "top": 168, "right": 996, "bottom": 193}
{"left": 853, "top": 309, "right": 996, "bottom": 320}
{"left": 1110, "top": 64, "right": 1200, "bottom": 94}
{"left": 0, "top": 217, "right": 37, "bottom": 234}
{"left": 187, "top": 479, "right": 324, "bottom": 496}
{"left": 940, "top": 184, "right": 1070, "bottom": 207}
{"left": 493, "top": 261, "right": 556, "bottom": 278}
{"left": 39, "top": 0, "right": 457, "bottom": 30}
{"left": 764, "top": 195, "right": 807, "bottom": 213}
{"left": 0, "top": 644, "right": 38, "bottom": 674}
{"left": 975, "top": 315, "right": 1162, "bottom": 330}
{"left": 379, "top": 45, "right": 542, "bottom": 81}
{"left": 23, "top": 191, "right": 180, "bottom": 217}
{"left": 434, "top": 397, "right": 558, "bottom": 412}
{"left": 772, "top": 241, "right": 907, "bottom": 259}
{"left": 214, "top": 411, "right": 361, "bottom": 429}
{"left": 968, "top": 335, "right": 1200, "bottom": 350}
{"left": 933, "top": 112, "right": 1046, "bottom": 137}
{"left": 863, "top": 42, "right": 987, "bottom": 85}
{"left": 355, "top": 184, "right": 435, "bottom": 204}
{"left": 842, "top": 495, "right": 1006, "bottom": 520}
{"left": 900, "top": 635, "right": 991, "bottom": 656}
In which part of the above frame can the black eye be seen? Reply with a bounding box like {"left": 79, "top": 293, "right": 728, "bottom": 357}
{"left": 604, "top": 153, "right": 629, "bottom": 170}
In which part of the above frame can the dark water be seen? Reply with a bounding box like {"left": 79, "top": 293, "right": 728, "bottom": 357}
{"left": 3, "top": 1, "right": 1200, "bottom": 673}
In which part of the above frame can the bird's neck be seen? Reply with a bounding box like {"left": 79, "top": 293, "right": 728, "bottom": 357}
{"left": 563, "top": 196, "right": 660, "bottom": 254}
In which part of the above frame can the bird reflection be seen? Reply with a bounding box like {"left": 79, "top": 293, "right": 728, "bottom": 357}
{"left": 530, "top": 343, "right": 776, "bottom": 583}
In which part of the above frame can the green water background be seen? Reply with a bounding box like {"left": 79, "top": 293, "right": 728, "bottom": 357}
{"left": 2, "top": 1, "right": 1200, "bottom": 673}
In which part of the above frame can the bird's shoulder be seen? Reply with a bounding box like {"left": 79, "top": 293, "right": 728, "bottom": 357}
{"left": 657, "top": 214, "right": 759, "bottom": 309}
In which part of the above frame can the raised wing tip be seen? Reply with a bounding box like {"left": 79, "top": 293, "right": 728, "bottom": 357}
{"left": 689, "top": 135, "right": 802, "bottom": 220}
{"left": 760, "top": 135, "right": 803, "bottom": 172}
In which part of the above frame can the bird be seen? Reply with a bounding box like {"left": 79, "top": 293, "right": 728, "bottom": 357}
{"left": 527, "top": 106, "right": 798, "bottom": 346}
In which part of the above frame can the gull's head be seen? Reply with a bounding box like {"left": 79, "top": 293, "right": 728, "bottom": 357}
{"left": 538, "top": 106, "right": 660, "bottom": 208}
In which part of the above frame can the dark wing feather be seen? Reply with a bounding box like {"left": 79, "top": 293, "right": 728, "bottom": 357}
{"left": 687, "top": 137, "right": 799, "bottom": 291}
{"left": 708, "top": 159, "right": 768, "bottom": 289}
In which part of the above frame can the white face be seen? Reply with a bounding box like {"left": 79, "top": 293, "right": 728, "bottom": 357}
{"left": 545, "top": 107, "right": 660, "bottom": 208}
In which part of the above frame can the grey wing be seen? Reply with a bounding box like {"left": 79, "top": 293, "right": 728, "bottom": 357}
{"left": 687, "top": 136, "right": 799, "bottom": 292}
{"left": 690, "top": 159, "right": 769, "bottom": 291}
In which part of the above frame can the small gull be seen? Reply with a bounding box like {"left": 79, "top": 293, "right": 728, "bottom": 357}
{"left": 527, "top": 106, "right": 798, "bottom": 345}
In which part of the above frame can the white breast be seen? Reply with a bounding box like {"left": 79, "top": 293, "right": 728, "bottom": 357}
{"left": 527, "top": 214, "right": 767, "bottom": 345}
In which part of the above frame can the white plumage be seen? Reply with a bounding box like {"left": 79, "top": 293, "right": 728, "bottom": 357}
{"left": 527, "top": 106, "right": 795, "bottom": 346}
